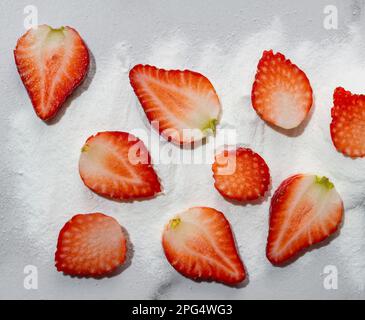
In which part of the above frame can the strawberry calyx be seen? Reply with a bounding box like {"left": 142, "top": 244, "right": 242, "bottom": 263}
{"left": 315, "top": 176, "right": 334, "bottom": 190}
{"left": 46, "top": 26, "right": 66, "bottom": 43}
{"left": 170, "top": 218, "right": 181, "bottom": 229}
{"left": 50, "top": 26, "right": 65, "bottom": 32}
{"left": 201, "top": 118, "right": 218, "bottom": 135}
{"left": 81, "top": 144, "right": 89, "bottom": 152}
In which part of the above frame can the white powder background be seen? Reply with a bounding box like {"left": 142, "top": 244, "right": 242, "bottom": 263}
{"left": 0, "top": 0, "right": 365, "bottom": 299}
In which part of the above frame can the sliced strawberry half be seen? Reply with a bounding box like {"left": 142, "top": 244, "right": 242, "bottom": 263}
{"left": 162, "top": 207, "right": 246, "bottom": 285}
{"left": 129, "top": 64, "right": 221, "bottom": 145}
{"left": 14, "top": 25, "right": 89, "bottom": 120}
{"left": 212, "top": 147, "right": 270, "bottom": 201}
{"left": 55, "top": 213, "right": 127, "bottom": 277}
{"left": 267, "top": 174, "right": 344, "bottom": 265}
{"left": 330, "top": 87, "right": 365, "bottom": 158}
{"left": 251, "top": 50, "right": 313, "bottom": 129}
{"left": 79, "top": 131, "right": 161, "bottom": 200}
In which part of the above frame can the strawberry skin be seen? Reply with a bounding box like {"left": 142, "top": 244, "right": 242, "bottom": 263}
{"left": 129, "top": 64, "right": 221, "bottom": 145}
{"left": 14, "top": 25, "right": 89, "bottom": 120}
{"left": 79, "top": 131, "right": 161, "bottom": 200}
{"left": 212, "top": 147, "right": 270, "bottom": 201}
{"left": 330, "top": 87, "right": 365, "bottom": 158}
{"left": 251, "top": 50, "right": 313, "bottom": 129}
{"left": 55, "top": 213, "right": 127, "bottom": 277}
{"left": 267, "top": 174, "right": 344, "bottom": 265}
{"left": 162, "top": 207, "right": 246, "bottom": 285}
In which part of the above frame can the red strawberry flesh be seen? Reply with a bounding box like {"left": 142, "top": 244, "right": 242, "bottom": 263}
{"left": 14, "top": 25, "right": 89, "bottom": 120}
{"left": 55, "top": 213, "right": 127, "bottom": 277}
{"left": 129, "top": 64, "right": 221, "bottom": 145}
{"left": 251, "top": 50, "right": 313, "bottom": 129}
{"left": 330, "top": 87, "right": 365, "bottom": 158}
{"left": 212, "top": 147, "right": 270, "bottom": 201}
{"left": 79, "top": 131, "right": 161, "bottom": 200}
{"left": 162, "top": 207, "right": 245, "bottom": 285}
{"left": 267, "top": 174, "right": 344, "bottom": 265}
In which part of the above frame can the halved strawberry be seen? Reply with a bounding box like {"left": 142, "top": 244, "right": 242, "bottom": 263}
{"left": 129, "top": 64, "right": 221, "bottom": 145}
{"left": 212, "top": 147, "right": 270, "bottom": 201}
{"left": 251, "top": 50, "right": 313, "bottom": 129}
{"left": 267, "top": 174, "right": 344, "bottom": 265}
{"left": 162, "top": 207, "right": 245, "bottom": 285}
{"left": 79, "top": 131, "right": 161, "bottom": 200}
{"left": 14, "top": 25, "right": 89, "bottom": 120}
{"left": 330, "top": 87, "right": 365, "bottom": 158}
{"left": 55, "top": 213, "right": 127, "bottom": 277}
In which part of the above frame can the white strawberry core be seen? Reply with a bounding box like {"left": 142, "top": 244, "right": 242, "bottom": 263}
{"left": 271, "top": 90, "right": 307, "bottom": 129}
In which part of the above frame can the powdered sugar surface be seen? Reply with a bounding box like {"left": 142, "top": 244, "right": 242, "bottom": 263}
{"left": 0, "top": 0, "right": 364, "bottom": 299}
